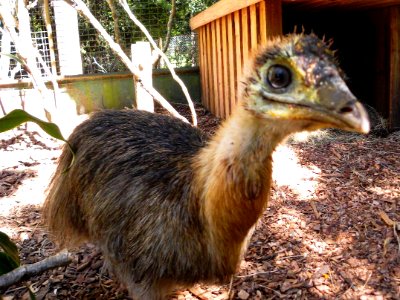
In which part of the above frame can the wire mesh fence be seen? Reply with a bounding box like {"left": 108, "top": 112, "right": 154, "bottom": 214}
{"left": 78, "top": 0, "right": 199, "bottom": 73}
{"left": 0, "top": 2, "right": 57, "bottom": 80}
{"left": 159, "top": 33, "right": 199, "bottom": 69}
{"left": 0, "top": 30, "right": 54, "bottom": 80}
{"left": 0, "top": 0, "right": 217, "bottom": 79}
{"left": 77, "top": 0, "right": 168, "bottom": 73}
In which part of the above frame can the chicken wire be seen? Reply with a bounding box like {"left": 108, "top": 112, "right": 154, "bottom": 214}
{"left": 79, "top": 0, "right": 199, "bottom": 73}
{"left": 159, "top": 33, "right": 199, "bottom": 69}
{"left": 0, "top": 0, "right": 199, "bottom": 79}
{"left": 0, "top": 2, "right": 58, "bottom": 80}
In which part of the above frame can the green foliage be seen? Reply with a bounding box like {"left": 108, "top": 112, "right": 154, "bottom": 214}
{"left": 77, "top": 0, "right": 218, "bottom": 71}
{"left": 0, "top": 109, "right": 67, "bottom": 142}
{"left": 0, "top": 53, "right": 24, "bottom": 65}
{"left": 173, "top": 0, "right": 218, "bottom": 35}
{"left": 0, "top": 231, "right": 20, "bottom": 276}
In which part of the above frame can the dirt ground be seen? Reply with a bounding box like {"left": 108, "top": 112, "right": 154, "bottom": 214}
{"left": 0, "top": 104, "right": 399, "bottom": 300}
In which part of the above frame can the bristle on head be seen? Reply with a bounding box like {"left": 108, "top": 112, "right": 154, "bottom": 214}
{"left": 253, "top": 33, "right": 338, "bottom": 71}
{"left": 239, "top": 33, "right": 369, "bottom": 134}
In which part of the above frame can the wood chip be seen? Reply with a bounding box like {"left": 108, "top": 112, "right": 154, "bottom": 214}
{"left": 189, "top": 286, "right": 210, "bottom": 300}
{"left": 379, "top": 210, "right": 396, "bottom": 226}
{"left": 310, "top": 200, "right": 321, "bottom": 218}
{"left": 237, "top": 289, "right": 250, "bottom": 300}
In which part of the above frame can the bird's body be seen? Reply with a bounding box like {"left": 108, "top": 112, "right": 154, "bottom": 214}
{"left": 43, "top": 34, "right": 369, "bottom": 299}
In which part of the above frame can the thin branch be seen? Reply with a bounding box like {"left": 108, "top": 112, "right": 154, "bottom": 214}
{"left": 64, "top": 0, "right": 189, "bottom": 124}
{"left": 394, "top": 223, "right": 400, "bottom": 254}
{"left": 162, "top": 0, "right": 176, "bottom": 54}
{"left": 153, "top": 0, "right": 175, "bottom": 67}
{"left": 105, "top": 0, "right": 125, "bottom": 53}
{"left": 42, "top": 0, "right": 58, "bottom": 76}
{"left": 0, "top": 0, "right": 54, "bottom": 120}
{"left": 0, "top": 96, "right": 6, "bottom": 115}
{"left": 0, "top": 251, "right": 72, "bottom": 290}
{"left": 235, "top": 270, "right": 279, "bottom": 278}
{"left": 118, "top": 0, "right": 198, "bottom": 126}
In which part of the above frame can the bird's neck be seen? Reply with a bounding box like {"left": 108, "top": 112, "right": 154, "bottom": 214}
{"left": 194, "top": 106, "right": 294, "bottom": 264}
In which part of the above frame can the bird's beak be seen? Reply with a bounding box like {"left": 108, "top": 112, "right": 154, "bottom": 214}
{"left": 314, "top": 79, "right": 370, "bottom": 134}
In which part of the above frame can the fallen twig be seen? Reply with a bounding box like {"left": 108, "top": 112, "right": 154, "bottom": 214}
{"left": 310, "top": 200, "right": 321, "bottom": 219}
{"left": 228, "top": 275, "right": 234, "bottom": 300}
{"left": 189, "top": 285, "right": 209, "bottom": 300}
{"left": 393, "top": 223, "right": 400, "bottom": 254}
{"left": 0, "top": 251, "right": 72, "bottom": 290}
{"left": 379, "top": 210, "right": 396, "bottom": 226}
{"left": 235, "top": 270, "right": 278, "bottom": 278}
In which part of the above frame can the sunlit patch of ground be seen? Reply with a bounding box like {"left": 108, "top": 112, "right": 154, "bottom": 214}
{"left": 1, "top": 112, "right": 399, "bottom": 299}
{"left": 273, "top": 143, "right": 321, "bottom": 200}
{"left": 0, "top": 128, "right": 61, "bottom": 237}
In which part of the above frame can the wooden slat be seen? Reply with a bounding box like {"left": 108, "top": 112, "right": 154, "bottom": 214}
{"left": 190, "top": 0, "right": 264, "bottom": 30}
{"left": 234, "top": 11, "right": 242, "bottom": 106}
{"left": 207, "top": 23, "right": 216, "bottom": 112}
{"left": 216, "top": 18, "right": 225, "bottom": 118}
{"left": 259, "top": 0, "right": 267, "bottom": 46}
{"left": 199, "top": 27, "right": 208, "bottom": 109}
{"left": 204, "top": 27, "right": 211, "bottom": 110}
{"left": 389, "top": 6, "right": 400, "bottom": 130}
{"left": 206, "top": 24, "right": 212, "bottom": 113}
{"left": 266, "top": 0, "right": 283, "bottom": 37}
{"left": 221, "top": 16, "right": 230, "bottom": 117}
{"left": 241, "top": 7, "right": 250, "bottom": 66}
{"left": 202, "top": 24, "right": 208, "bottom": 110}
{"left": 211, "top": 21, "right": 219, "bottom": 116}
{"left": 198, "top": 27, "right": 204, "bottom": 105}
{"left": 193, "top": 0, "right": 283, "bottom": 117}
{"left": 250, "top": 4, "right": 258, "bottom": 54}
{"left": 227, "top": 13, "right": 236, "bottom": 115}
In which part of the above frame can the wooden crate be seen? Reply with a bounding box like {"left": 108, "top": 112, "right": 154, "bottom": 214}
{"left": 191, "top": 0, "right": 400, "bottom": 130}
{"left": 190, "top": 0, "right": 282, "bottom": 119}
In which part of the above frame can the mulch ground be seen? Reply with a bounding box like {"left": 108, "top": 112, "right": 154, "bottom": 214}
{"left": 0, "top": 104, "right": 399, "bottom": 300}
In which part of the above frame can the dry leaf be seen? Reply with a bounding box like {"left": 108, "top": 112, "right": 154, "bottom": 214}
{"left": 237, "top": 289, "right": 250, "bottom": 300}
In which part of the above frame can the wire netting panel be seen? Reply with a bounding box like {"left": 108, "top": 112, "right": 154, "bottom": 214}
{"left": 78, "top": 0, "right": 169, "bottom": 73}
{"left": 160, "top": 33, "right": 199, "bottom": 68}
{"left": 0, "top": 2, "right": 59, "bottom": 80}
{"left": 0, "top": 0, "right": 218, "bottom": 78}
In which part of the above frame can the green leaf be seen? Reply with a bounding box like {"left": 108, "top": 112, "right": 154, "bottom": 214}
{"left": 0, "top": 231, "right": 20, "bottom": 267}
{"left": 0, "top": 252, "right": 19, "bottom": 275}
{"left": 0, "top": 109, "right": 67, "bottom": 142}
{"left": 0, "top": 52, "right": 25, "bottom": 65}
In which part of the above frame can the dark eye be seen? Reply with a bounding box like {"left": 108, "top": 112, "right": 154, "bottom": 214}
{"left": 267, "top": 65, "right": 292, "bottom": 89}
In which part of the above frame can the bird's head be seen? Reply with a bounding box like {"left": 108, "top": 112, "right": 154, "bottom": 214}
{"left": 242, "top": 34, "right": 370, "bottom": 134}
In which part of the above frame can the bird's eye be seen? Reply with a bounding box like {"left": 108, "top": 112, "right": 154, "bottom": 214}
{"left": 266, "top": 65, "right": 292, "bottom": 89}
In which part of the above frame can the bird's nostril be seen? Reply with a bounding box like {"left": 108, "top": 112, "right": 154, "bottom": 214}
{"left": 339, "top": 106, "right": 354, "bottom": 114}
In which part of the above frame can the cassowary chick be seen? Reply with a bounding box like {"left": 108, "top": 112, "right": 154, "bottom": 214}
{"left": 43, "top": 34, "right": 370, "bottom": 299}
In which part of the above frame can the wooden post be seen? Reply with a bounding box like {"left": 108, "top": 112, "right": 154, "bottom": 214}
{"left": 389, "top": 6, "right": 400, "bottom": 130}
{"left": 131, "top": 42, "right": 154, "bottom": 112}
{"left": 53, "top": 0, "right": 83, "bottom": 75}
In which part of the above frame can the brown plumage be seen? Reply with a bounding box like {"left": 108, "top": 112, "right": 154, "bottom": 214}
{"left": 43, "top": 34, "right": 369, "bottom": 299}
